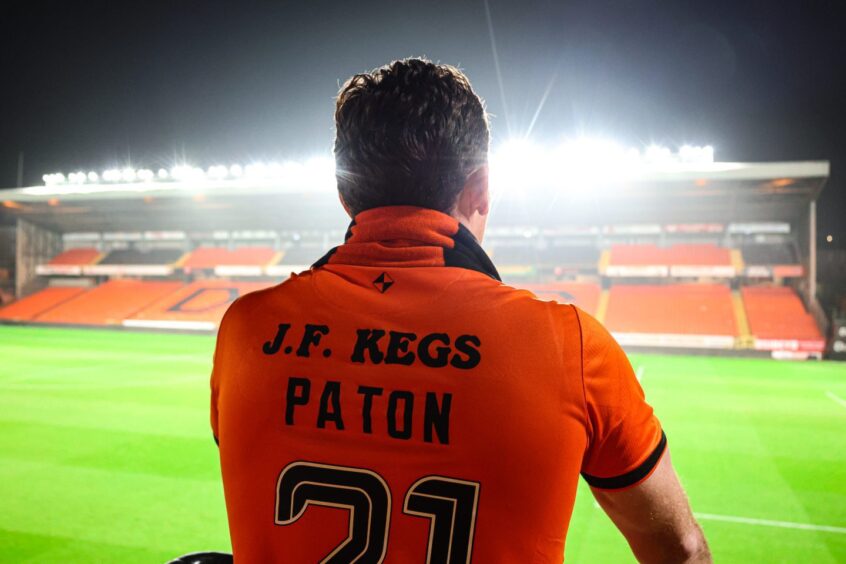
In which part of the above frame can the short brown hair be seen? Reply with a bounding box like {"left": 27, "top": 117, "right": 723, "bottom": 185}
{"left": 334, "top": 58, "right": 489, "bottom": 216}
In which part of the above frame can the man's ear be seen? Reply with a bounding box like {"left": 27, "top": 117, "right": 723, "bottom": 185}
{"left": 338, "top": 191, "right": 354, "bottom": 219}
{"left": 456, "top": 164, "right": 490, "bottom": 218}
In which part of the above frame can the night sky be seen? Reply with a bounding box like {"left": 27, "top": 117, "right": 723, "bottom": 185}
{"left": 1, "top": 0, "right": 844, "bottom": 243}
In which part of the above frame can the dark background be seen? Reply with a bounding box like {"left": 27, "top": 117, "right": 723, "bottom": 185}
{"left": 0, "top": 0, "right": 843, "bottom": 245}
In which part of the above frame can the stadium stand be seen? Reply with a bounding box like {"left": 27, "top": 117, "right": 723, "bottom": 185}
{"left": 604, "top": 243, "right": 737, "bottom": 278}
{"left": 496, "top": 243, "right": 601, "bottom": 272}
{"left": 84, "top": 249, "right": 185, "bottom": 276}
{"left": 605, "top": 244, "right": 669, "bottom": 276}
{"left": 741, "top": 243, "right": 797, "bottom": 265}
{"left": 741, "top": 243, "right": 803, "bottom": 278}
{"left": 98, "top": 248, "right": 184, "bottom": 265}
{"left": 35, "top": 247, "right": 101, "bottom": 275}
{"left": 604, "top": 284, "right": 738, "bottom": 348}
{"left": 126, "top": 280, "right": 274, "bottom": 331}
{"left": 0, "top": 149, "right": 829, "bottom": 362}
{"left": 265, "top": 245, "right": 324, "bottom": 277}
{"left": 277, "top": 245, "right": 324, "bottom": 265}
{"left": 34, "top": 280, "right": 183, "bottom": 325}
{"left": 0, "top": 286, "right": 87, "bottom": 321}
{"left": 605, "top": 243, "right": 735, "bottom": 277}
{"left": 742, "top": 286, "right": 825, "bottom": 352}
{"left": 540, "top": 245, "right": 600, "bottom": 270}
{"left": 182, "top": 246, "right": 279, "bottom": 276}
{"left": 518, "top": 282, "right": 601, "bottom": 316}
{"left": 492, "top": 243, "right": 537, "bottom": 265}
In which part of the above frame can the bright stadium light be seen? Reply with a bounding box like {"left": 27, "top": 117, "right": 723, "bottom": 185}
{"left": 35, "top": 141, "right": 717, "bottom": 192}
{"left": 490, "top": 138, "right": 548, "bottom": 192}
{"left": 644, "top": 144, "right": 673, "bottom": 164}
{"left": 245, "top": 163, "right": 268, "bottom": 179}
{"left": 170, "top": 165, "right": 205, "bottom": 181}
{"left": 42, "top": 173, "right": 66, "bottom": 185}
{"left": 266, "top": 162, "right": 287, "bottom": 180}
{"left": 283, "top": 157, "right": 335, "bottom": 190}
{"left": 679, "top": 144, "right": 715, "bottom": 164}
{"left": 71, "top": 171, "right": 89, "bottom": 184}
{"left": 207, "top": 165, "right": 229, "bottom": 179}
{"left": 103, "top": 169, "right": 122, "bottom": 182}
{"left": 554, "top": 137, "right": 639, "bottom": 188}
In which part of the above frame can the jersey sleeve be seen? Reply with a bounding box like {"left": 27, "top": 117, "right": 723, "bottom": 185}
{"left": 574, "top": 307, "right": 666, "bottom": 490}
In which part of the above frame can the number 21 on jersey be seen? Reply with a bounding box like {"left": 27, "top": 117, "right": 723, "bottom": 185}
{"left": 275, "top": 461, "right": 480, "bottom": 563}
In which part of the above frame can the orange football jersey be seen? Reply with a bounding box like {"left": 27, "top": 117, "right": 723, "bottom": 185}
{"left": 211, "top": 206, "right": 665, "bottom": 563}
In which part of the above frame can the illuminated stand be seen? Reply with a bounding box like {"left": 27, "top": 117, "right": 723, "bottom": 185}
{"left": 0, "top": 140, "right": 830, "bottom": 356}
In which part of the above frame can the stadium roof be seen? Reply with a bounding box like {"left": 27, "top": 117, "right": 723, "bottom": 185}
{"left": 0, "top": 160, "right": 830, "bottom": 233}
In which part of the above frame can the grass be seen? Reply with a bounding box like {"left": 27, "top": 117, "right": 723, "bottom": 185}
{"left": 0, "top": 325, "right": 844, "bottom": 562}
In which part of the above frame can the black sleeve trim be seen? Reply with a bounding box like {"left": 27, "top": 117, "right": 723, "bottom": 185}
{"left": 213, "top": 435, "right": 219, "bottom": 446}
{"left": 582, "top": 431, "right": 667, "bottom": 490}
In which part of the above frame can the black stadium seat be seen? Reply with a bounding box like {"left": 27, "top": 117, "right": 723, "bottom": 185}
{"left": 741, "top": 243, "right": 798, "bottom": 265}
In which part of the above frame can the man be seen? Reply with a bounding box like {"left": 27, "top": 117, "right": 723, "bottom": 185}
{"left": 211, "top": 58, "right": 710, "bottom": 563}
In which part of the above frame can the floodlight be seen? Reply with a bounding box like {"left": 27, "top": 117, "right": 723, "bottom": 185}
{"left": 103, "top": 169, "right": 122, "bottom": 182}
{"left": 245, "top": 163, "right": 268, "bottom": 179}
{"left": 137, "top": 169, "right": 155, "bottom": 181}
{"left": 266, "top": 162, "right": 286, "bottom": 180}
{"left": 171, "top": 165, "right": 204, "bottom": 181}
{"left": 42, "top": 173, "right": 66, "bottom": 185}
{"left": 645, "top": 144, "right": 673, "bottom": 164}
{"left": 679, "top": 145, "right": 714, "bottom": 164}
{"left": 302, "top": 156, "right": 336, "bottom": 190}
{"left": 490, "top": 139, "right": 548, "bottom": 192}
{"left": 229, "top": 164, "right": 243, "bottom": 177}
{"left": 87, "top": 171, "right": 99, "bottom": 182}
{"left": 207, "top": 165, "right": 229, "bottom": 179}
{"left": 158, "top": 168, "right": 169, "bottom": 179}
{"left": 121, "top": 168, "right": 137, "bottom": 182}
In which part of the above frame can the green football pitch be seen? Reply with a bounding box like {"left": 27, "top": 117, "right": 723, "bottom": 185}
{"left": 1, "top": 325, "right": 844, "bottom": 563}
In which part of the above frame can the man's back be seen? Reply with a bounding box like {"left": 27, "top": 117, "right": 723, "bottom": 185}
{"left": 212, "top": 206, "right": 664, "bottom": 562}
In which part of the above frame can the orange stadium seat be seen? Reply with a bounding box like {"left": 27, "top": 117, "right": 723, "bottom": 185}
{"left": 34, "top": 280, "right": 183, "bottom": 326}
{"left": 519, "top": 282, "right": 601, "bottom": 316}
{"left": 607, "top": 244, "right": 734, "bottom": 278}
{"left": 47, "top": 248, "right": 101, "bottom": 265}
{"left": 604, "top": 284, "right": 737, "bottom": 347}
{"left": 665, "top": 244, "right": 731, "bottom": 266}
{"left": 182, "top": 247, "right": 277, "bottom": 269}
{"left": 0, "top": 287, "right": 87, "bottom": 322}
{"left": 742, "top": 286, "right": 824, "bottom": 351}
{"left": 609, "top": 243, "right": 731, "bottom": 266}
{"left": 126, "top": 279, "right": 275, "bottom": 330}
{"left": 35, "top": 248, "right": 103, "bottom": 275}
{"left": 609, "top": 244, "right": 665, "bottom": 266}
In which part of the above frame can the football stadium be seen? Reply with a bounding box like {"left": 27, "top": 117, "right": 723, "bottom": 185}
{"left": 0, "top": 144, "right": 844, "bottom": 562}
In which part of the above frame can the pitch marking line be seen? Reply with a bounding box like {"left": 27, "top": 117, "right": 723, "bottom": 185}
{"left": 693, "top": 512, "right": 846, "bottom": 535}
{"left": 635, "top": 366, "right": 645, "bottom": 382}
{"left": 591, "top": 504, "right": 845, "bottom": 534}
{"left": 825, "top": 391, "right": 846, "bottom": 410}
